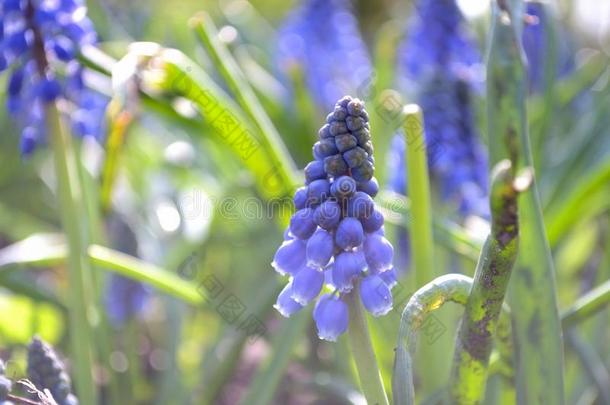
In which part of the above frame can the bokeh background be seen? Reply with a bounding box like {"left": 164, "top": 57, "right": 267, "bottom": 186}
{"left": 0, "top": 0, "right": 609, "bottom": 404}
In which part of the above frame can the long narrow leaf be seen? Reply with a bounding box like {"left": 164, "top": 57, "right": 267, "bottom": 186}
{"left": 0, "top": 237, "right": 205, "bottom": 305}
{"left": 487, "top": 2, "right": 565, "bottom": 402}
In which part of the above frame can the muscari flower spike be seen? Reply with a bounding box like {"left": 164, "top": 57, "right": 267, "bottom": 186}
{"left": 27, "top": 337, "right": 78, "bottom": 405}
{"left": 273, "top": 96, "right": 397, "bottom": 342}
{"left": 522, "top": 1, "right": 574, "bottom": 94}
{"left": 275, "top": 0, "right": 372, "bottom": 111}
{"left": 393, "top": 0, "right": 489, "bottom": 219}
{"left": 103, "top": 215, "right": 151, "bottom": 326}
{"left": 0, "top": 0, "right": 107, "bottom": 155}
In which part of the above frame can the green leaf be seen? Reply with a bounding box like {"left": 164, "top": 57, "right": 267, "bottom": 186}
{"left": 561, "top": 279, "right": 610, "bottom": 328}
{"left": 545, "top": 161, "right": 610, "bottom": 245}
{"left": 0, "top": 236, "right": 205, "bottom": 305}
{"left": 486, "top": 3, "right": 565, "bottom": 402}
{"left": 148, "top": 44, "right": 297, "bottom": 202}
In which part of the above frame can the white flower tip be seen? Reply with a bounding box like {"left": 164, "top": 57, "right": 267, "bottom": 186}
{"left": 273, "top": 304, "right": 292, "bottom": 318}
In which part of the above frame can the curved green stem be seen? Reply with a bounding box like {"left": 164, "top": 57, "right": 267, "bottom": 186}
{"left": 393, "top": 274, "right": 471, "bottom": 405}
{"left": 47, "top": 104, "right": 97, "bottom": 404}
{"left": 345, "top": 287, "right": 389, "bottom": 405}
{"left": 449, "top": 161, "right": 521, "bottom": 404}
{"left": 392, "top": 274, "right": 513, "bottom": 405}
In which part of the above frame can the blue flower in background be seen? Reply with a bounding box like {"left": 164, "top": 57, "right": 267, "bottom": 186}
{"left": 522, "top": 1, "right": 574, "bottom": 93}
{"left": 397, "top": 0, "right": 481, "bottom": 88}
{"left": 386, "top": 135, "right": 411, "bottom": 272}
{"left": 273, "top": 96, "right": 395, "bottom": 341}
{"left": 394, "top": 0, "right": 489, "bottom": 220}
{"left": 0, "top": 0, "right": 106, "bottom": 155}
{"left": 275, "top": 0, "right": 372, "bottom": 111}
{"left": 104, "top": 215, "right": 151, "bottom": 326}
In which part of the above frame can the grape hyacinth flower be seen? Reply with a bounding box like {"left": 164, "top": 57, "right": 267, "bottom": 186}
{"left": 273, "top": 96, "right": 395, "bottom": 341}
{"left": 275, "top": 0, "right": 372, "bottom": 111}
{"left": 104, "top": 215, "right": 151, "bottom": 326}
{"left": 397, "top": 0, "right": 481, "bottom": 87}
{"left": 522, "top": 1, "right": 574, "bottom": 94}
{"left": 0, "top": 0, "right": 105, "bottom": 155}
{"left": 395, "top": 0, "right": 489, "bottom": 219}
{"left": 27, "top": 337, "right": 79, "bottom": 405}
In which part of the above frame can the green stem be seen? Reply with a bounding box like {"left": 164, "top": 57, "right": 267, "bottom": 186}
{"left": 402, "top": 104, "right": 442, "bottom": 398}
{"left": 345, "top": 287, "right": 389, "bottom": 405}
{"left": 449, "top": 161, "right": 521, "bottom": 404}
{"left": 74, "top": 140, "right": 123, "bottom": 405}
{"left": 47, "top": 104, "right": 97, "bottom": 404}
{"left": 392, "top": 274, "right": 473, "bottom": 405}
{"left": 403, "top": 105, "right": 435, "bottom": 288}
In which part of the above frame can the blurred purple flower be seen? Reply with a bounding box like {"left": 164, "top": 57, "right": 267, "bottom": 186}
{"left": 275, "top": 0, "right": 372, "bottom": 111}
{"left": 394, "top": 0, "right": 489, "bottom": 219}
{"left": 1, "top": 0, "right": 106, "bottom": 155}
{"left": 104, "top": 215, "right": 150, "bottom": 326}
{"left": 522, "top": 1, "right": 575, "bottom": 93}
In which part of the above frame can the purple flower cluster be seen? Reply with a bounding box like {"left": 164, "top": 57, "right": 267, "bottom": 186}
{"left": 273, "top": 96, "right": 396, "bottom": 341}
{"left": 522, "top": 1, "right": 574, "bottom": 94}
{"left": 395, "top": 0, "right": 489, "bottom": 219}
{"left": 420, "top": 76, "right": 489, "bottom": 217}
{"left": 397, "top": 0, "right": 480, "bottom": 87}
{"left": 1, "top": 0, "right": 105, "bottom": 155}
{"left": 27, "top": 337, "right": 78, "bottom": 405}
{"left": 275, "top": 0, "right": 372, "bottom": 111}
{"left": 104, "top": 215, "right": 150, "bottom": 326}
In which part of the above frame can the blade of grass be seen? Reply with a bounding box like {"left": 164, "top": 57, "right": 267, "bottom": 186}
{"left": 149, "top": 46, "right": 296, "bottom": 202}
{"left": 561, "top": 279, "right": 610, "bottom": 328}
{"left": 545, "top": 161, "right": 610, "bottom": 246}
{"left": 190, "top": 13, "right": 297, "bottom": 186}
{"left": 88, "top": 244, "right": 205, "bottom": 305}
{"left": 402, "top": 104, "right": 443, "bottom": 397}
{"left": 487, "top": 2, "right": 565, "bottom": 402}
{"left": 0, "top": 238, "right": 205, "bottom": 305}
{"left": 403, "top": 105, "right": 435, "bottom": 288}
{"left": 47, "top": 104, "right": 98, "bottom": 404}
